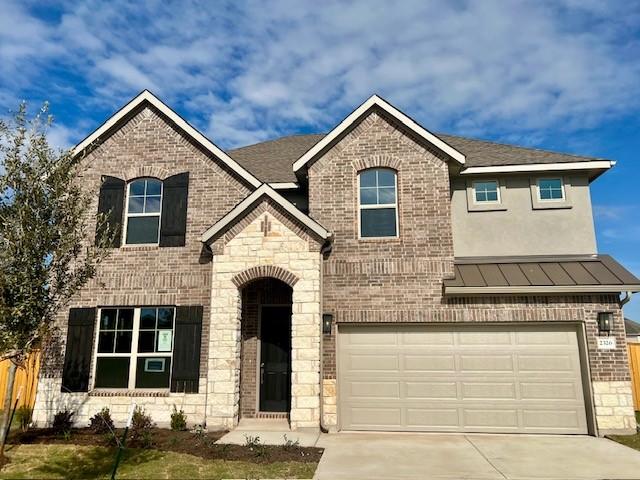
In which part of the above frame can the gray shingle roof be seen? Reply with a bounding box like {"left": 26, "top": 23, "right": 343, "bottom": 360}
{"left": 227, "top": 132, "right": 604, "bottom": 183}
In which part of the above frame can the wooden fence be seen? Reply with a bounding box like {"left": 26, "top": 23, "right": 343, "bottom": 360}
{"left": 628, "top": 344, "right": 640, "bottom": 410}
{"left": 0, "top": 352, "right": 41, "bottom": 410}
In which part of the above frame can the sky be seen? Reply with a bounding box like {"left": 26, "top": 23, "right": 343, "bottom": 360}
{"left": 1, "top": 0, "right": 639, "bottom": 318}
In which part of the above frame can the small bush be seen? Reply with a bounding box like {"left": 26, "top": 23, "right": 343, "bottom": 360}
{"left": 244, "top": 434, "right": 267, "bottom": 457}
{"left": 170, "top": 405, "right": 187, "bottom": 431}
{"left": 282, "top": 433, "right": 300, "bottom": 451}
{"left": 89, "top": 407, "right": 114, "bottom": 434}
{"left": 52, "top": 410, "right": 73, "bottom": 436}
{"left": 129, "top": 406, "right": 154, "bottom": 447}
{"left": 15, "top": 406, "right": 33, "bottom": 432}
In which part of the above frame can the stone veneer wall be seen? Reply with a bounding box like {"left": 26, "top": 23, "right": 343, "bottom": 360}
{"left": 208, "top": 200, "right": 323, "bottom": 430}
{"left": 33, "top": 104, "right": 253, "bottom": 428}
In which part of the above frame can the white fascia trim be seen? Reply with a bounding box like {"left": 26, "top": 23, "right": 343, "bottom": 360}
{"left": 73, "top": 90, "right": 262, "bottom": 188}
{"left": 444, "top": 284, "right": 640, "bottom": 295}
{"left": 201, "top": 184, "right": 331, "bottom": 243}
{"left": 268, "top": 182, "right": 299, "bottom": 189}
{"left": 460, "top": 160, "right": 615, "bottom": 175}
{"left": 292, "top": 94, "right": 466, "bottom": 172}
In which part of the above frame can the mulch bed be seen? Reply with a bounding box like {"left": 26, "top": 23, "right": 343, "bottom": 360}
{"left": 8, "top": 428, "right": 323, "bottom": 464}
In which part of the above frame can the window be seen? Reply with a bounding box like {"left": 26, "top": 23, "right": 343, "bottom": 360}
{"left": 358, "top": 168, "right": 398, "bottom": 238}
{"left": 537, "top": 178, "right": 564, "bottom": 201}
{"left": 125, "top": 178, "right": 162, "bottom": 244}
{"left": 94, "top": 307, "right": 174, "bottom": 389}
{"left": 473, "top": 180, "right": 500, "bottom": 203}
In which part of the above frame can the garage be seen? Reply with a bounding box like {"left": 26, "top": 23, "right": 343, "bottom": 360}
{"left": 338, "top": 324, "right": 589, "bottom": 434}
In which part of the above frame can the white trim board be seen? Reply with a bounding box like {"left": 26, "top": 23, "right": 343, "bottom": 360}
{"left": 268, "top": 182, "right": 299, "bottom": 189}
{"left": 292, "top": 94, "right": 466, "bottom": 172}
{"left": 201, "top": 184, "right": 331, "bottom": 243}
{"left": 460, "top": 160, "right": 615, "bottom": 175}
{"left": 73, "top": 90, "right": 262, "bottom": 188}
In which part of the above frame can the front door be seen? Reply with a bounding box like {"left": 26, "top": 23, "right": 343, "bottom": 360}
{"left": 259, "top": 306, "right": 291, "bottom": 412}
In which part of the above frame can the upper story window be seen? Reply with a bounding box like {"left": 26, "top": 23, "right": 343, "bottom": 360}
{"left": 473, "top": 180, "right": 500, "bottom": 204}
{"left": 125, "top": 178, "right": 163, "bottom": 244}
{"left": 536, "top": 178, "right": 565, "bottom": 201}
{"left": 94, "top": 306, "right": 175, "bottom": 389}
{"left": 358, "top": 168, "right": 398, "bottom": 238}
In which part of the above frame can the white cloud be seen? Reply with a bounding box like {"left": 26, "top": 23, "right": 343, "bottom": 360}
{"left": 1, "top": 0, "right": 640, "bottom": 148}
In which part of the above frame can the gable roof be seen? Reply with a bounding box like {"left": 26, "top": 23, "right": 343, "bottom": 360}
{"left": 227, "top": 132, "right": 613, "bottom": 183}
{"left": 73, "top": 90, "right": 262, "bottom": 188}
{"left": 200, "top": 184, "right": 331, "bottom": 243}
{"left": 443, "top": 254, "right": 640, "bottom": 295}
{"left": 291, "top": 95, "right": 466, "bottom": 172}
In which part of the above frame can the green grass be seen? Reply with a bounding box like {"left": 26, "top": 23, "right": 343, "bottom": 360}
{"left": 1, "top": 444, "right": 317, "bottom": 479}
{"left": 607, "top": 411, "right": 640, "bottom": 451}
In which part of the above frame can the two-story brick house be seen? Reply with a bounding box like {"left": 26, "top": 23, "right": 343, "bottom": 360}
{"left": 33, "top": 91, "right": 640, "bottom": 436}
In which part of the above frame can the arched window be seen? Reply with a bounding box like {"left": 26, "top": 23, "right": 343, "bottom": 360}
{"left": 358, "top": 168, "right": 398, "bottom": 238}
{"left": 125, "top": 178, "right": 163, "bottom": 244}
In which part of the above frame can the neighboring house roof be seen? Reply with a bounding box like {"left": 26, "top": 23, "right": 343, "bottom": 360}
{"left": 227, "top": 132, "right": 614, "bottom": 183}
{"left": 443, "top": 255, "right": 640, "bottom": 295}
{"left": 200, "top": 184, "right": 332, "bottom": 243}
{"left": 74, "top": 90, "right": 263, "bottom": 188}
{"left": 625, "top": 318, "right": 640, "bottom": 336}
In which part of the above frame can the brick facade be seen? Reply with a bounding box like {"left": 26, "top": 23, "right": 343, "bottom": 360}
{"left": 34, "top": 104, "right": 252, "bottom": 427}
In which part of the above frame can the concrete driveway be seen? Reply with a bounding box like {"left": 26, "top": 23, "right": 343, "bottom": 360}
{"left": 314, "top": 433, "right": 640, "bottom": 480}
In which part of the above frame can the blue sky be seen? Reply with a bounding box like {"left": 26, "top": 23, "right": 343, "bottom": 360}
{"left": 1, "top": 0, "right": 639, "bottom": 317}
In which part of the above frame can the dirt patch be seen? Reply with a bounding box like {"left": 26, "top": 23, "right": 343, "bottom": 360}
{"left": 8, "top": 428, "right": 323, "bottom": 464}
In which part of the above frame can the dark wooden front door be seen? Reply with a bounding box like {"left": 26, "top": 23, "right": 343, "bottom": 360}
{"left": 259, "top": 306, "right": 291, "bottom": 412}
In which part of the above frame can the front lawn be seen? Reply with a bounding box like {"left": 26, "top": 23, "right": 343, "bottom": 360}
{"left": 606, "top": 411, "right": 640, "bottom": 451}
{"left": 1, "top": 427, "right": 322, "bottom": 479}
{"left": 1, "top": 444, "right": 318, "bottom": 479}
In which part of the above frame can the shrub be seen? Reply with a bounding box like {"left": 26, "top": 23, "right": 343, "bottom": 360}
{"left": 89, "top": 407, "right": 114, "bottom": 434}
{"left": 15, "top": 406, "right": 33, "bottom": 432}
{"left": 282, "top": 433, "right": 300, "bottom": 451}
{"left": 52, "top": 410, "right": 73, "bottom": 436}
{"left": 129, "top": 406, "right": 154, "bottom": 447}
{"left": 170, "top": 405, "right": 187, "bottom": 431}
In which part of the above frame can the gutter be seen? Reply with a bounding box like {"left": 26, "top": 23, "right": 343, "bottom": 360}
{"left": 318, "top": 240, "right": 333, "bottom": 434}
{"left": 621, "top": 291, "right": 635, "bottom": 307}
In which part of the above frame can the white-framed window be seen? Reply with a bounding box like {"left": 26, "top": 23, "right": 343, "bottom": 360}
{"left": 125, "top": 178, "right": 163, "bottom": 244}
{"left": 93, "top": 306, "right": 175, "bottom": 390}
{"left": 472, "top": 180, "right": 500, "bottom": 204}
{"left": 536, "top": 178, "right": 565, "bottom": 201}
{"left": 358, "top": 168, "right": 398, "bottom": 238}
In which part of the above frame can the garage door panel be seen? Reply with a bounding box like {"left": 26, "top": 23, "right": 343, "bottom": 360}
{"left": 404, "top": 354, "right": 455, "bottom": 372}
{"left": 459, "top": 354, "right": 514, "bottom": 372}
{"left": 461, "top": 382, "right": 516, "bottom": 399}
{"left": 405, "top": 381, "right": 457, "bottom": 399}
{"left": 517, "top": 354, "right": 574, "bottom": 373}
{"left": 406, "top": 408, "right": 460, "bottom": 427}
{"left": 347, "top": 354, "right": 398, "bottom": 371}
{"left": 348, "top": 381, "right": 400, "bottom": 399}
{"left": 464, "top": 409, "right": 519, "bottom": 428}
{"left": 339, "top": 325, "right": 588, "bottom": 434}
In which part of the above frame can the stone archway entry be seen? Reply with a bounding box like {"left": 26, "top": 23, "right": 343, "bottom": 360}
{"left": 206, "top": 208, "right": 323, "bottom": 431}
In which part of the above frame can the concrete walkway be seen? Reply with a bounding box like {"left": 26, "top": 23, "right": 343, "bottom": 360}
{"left": 215, "top": 418, "right": 320, "bottom": 447}
{"left": 314, "top": 432, "right": 640, "bottom": 480}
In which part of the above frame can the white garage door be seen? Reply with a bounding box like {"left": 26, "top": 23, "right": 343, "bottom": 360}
{"left": 338, "top": 324, "right": 588, "bottom": 434}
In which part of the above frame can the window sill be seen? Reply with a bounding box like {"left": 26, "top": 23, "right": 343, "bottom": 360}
{"left": 120, "top": 244, "right": 160, "bottom": 251}
{"left": 532, "top": 202, "right": 573, "bottom": 210}
{"left": 358, "top": 236, "right": 401, "bottom": 242}
{"left": 468, "top": 204, "right": 508, "bottom": 212}
{"left": 89, "top": 389, "right": 170, "bottom": 397}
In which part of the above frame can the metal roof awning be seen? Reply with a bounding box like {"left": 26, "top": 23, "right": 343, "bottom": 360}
{"left": 443, "top": 255, "right": 640, "bottom": 295}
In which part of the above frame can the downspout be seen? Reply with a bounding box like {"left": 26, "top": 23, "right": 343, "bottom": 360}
{"left": 318, "top": 239, "right": 333, "bottom": 434}
{"left": 621, "top": 291, "right": 634, "bottom": 307}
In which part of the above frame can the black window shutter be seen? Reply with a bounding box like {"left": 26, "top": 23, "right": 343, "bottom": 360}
{"left": 171, "top": 305, "right": 203, "bottom": 393}
{"left": 160, "top": 172, "right": 189, "bottom": 247}
{"left": 96, "top": 176, "right": 125, "bottom": 247}
{"left": 61, "top": 308, "right": 96, "bottom": 392}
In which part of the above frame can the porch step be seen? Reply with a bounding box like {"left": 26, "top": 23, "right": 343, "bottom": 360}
{"left": 255, "top": 411, "right": 289, "bottom": 419}
{"left": 236, "top": 418, "right": 290, "bottom": 431}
